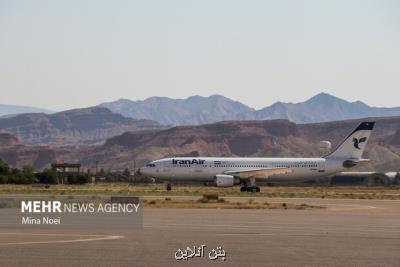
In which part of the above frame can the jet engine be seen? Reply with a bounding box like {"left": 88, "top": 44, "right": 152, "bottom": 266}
{"left": 214, "top": 174, "right": 235, "bottom": 187}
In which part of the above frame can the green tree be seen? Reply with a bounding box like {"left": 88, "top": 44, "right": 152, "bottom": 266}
{"left": 8, "top": 168, "right": 19, "bottom": 184}
{"left": 123, "top": 168, "right": 131, "bottom": 177}
{"left": 8, "top": 166, "right": 36, "bottom": 184}
{"left": 0, "top": 159, "right": 10, "bottom": 175}
{"left": 0, "top": 174, "right": 8, "bottom": 184}
{"left": 37, "top": 169, "right": 58, "bottom": 184}
{"left": 22, "top": 165, "right": 36, "bottom": 184}
{"left": 66, "top": 173, "right": 90, "bottom": 184}
{"left": 77, "top": 172, "right": 90, "bottom": 184}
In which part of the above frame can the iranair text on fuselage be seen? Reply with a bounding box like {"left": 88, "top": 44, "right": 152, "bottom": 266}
{"left": 172, "top": 159, "right": 205, "bottom": 165}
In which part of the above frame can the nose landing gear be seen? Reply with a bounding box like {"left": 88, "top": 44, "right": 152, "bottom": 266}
{"left": 166, "top": 184, "right": 172, "bottom": 191}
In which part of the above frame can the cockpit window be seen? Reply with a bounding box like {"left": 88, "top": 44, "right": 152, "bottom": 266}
{"left": 146, "top": 163, "right": 156, "bottom": 167}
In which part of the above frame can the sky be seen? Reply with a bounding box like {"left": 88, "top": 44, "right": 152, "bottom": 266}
{"left": 0, "top": 0, "right": 399, "bottom": 111}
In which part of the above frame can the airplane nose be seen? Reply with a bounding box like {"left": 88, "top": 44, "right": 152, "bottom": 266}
{"left": 138, "top": 167, "right": 149, "bottom": 177}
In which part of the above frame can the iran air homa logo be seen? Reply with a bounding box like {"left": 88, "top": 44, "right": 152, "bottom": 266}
{"left": 353, "top": 137, "right": 367, "bottom": 149}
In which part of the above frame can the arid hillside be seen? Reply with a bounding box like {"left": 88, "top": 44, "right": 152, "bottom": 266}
{"left": 79, "top": 117, "right": 400, "bottom": 172}
{"left": 0, "top": 117, "right": 399, "bottom": 172}
{"left": 0, "top": 107, "right": 162, "bottom": 146}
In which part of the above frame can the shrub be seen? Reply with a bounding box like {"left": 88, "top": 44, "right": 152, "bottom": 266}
{"left": 197, "top": 198, "right": 209, "bottom": 203}
{"left": 7, "top": 166, "right": 36, "bottom": 184}
{"left": 77, "top": 173, "right": 91, "bottom": 184}
{"left": 0, "top": 159, "right": 10, "bottom": 175}
{"left": 0, "top": 175, "right": 8, "bottom": 184}
{"left": 36, "top": 169, "right": 58, "bottom": 184}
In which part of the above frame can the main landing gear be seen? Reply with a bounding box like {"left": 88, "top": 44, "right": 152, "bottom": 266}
{"left": 240, "top": 186, "right": 260, "bottom": 192}
{"left": 240, "top": 177, "right": 260, "bottom": 192}
{"left": 166, "top": 183, "right": 172, "bottom": 191}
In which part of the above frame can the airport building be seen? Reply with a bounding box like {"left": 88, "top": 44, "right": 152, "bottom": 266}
{"left": 51, "top": 163, "right": 81, "bottom": 184}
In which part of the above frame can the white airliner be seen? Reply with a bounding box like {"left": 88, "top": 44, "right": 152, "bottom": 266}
{"left": 139, "top": 122, "right": 375, "bottom": 192}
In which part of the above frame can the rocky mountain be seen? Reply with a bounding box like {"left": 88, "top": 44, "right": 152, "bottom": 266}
{"left": 252, "top": 93, "right": 400, "bottom": 123}
{"left": 74, "top": 116, "right": 400, "bottom": 172}
{"left": 0, "top": 134, "right": 50, "bottom": 169}
{"left": 0, "top": 104, "right": 54, "bottom": 117}
{"left": 0, "top": 133, "right": 19, "bottom": 147}
{"left": 100, "top": 95, "right": 254, "bottom": 125}
{"left": 100, "top": 93, "right": 400, "bottom": 125}
{"left": 0, "top": 107, "right": 162, "bottom": 146}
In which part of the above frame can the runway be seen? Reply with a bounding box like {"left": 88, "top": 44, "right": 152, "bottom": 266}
{"left": 0, "top": 197, "right": 399, "bottom": 267}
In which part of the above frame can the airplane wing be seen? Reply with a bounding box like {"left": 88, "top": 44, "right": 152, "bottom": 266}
{"left": 224, "top": 167, "right": 292, "bottom": 179}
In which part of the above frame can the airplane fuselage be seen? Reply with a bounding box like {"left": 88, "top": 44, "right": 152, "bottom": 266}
{"left": 141, "top": 157, "right": 345, "bottom": 183}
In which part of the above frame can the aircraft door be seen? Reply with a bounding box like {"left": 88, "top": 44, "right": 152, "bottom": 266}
{"left": 318, "top": 161, "right": 326, "bottom": 173}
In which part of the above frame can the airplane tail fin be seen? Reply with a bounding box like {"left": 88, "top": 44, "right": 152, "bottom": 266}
{"left": 324, "top": 122, "right": 375, "bottom": 159}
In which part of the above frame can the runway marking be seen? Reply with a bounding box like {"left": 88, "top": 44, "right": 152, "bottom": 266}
{"left": 215, "top": 233, "right": 400, "bottom": 240}
{"left": 216, "top": 233, "right": 274, "bottom": 236}
{"left": 323, "top": 203, "right": 381, "bottom": 211}
{"left": 145, "top": 223, "right": 400, "bottom": 235}
{"left": 0, "top": 233, "right": 124, "bottom": 246}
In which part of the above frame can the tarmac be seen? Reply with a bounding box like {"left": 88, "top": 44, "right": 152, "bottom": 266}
{"left": 0, "top": 197, "right": 399, "bottom": 267}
